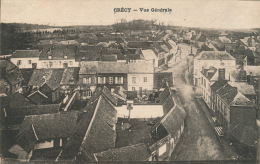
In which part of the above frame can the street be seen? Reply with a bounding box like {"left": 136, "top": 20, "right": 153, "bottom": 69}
{"left": 161, "top": 44, "right": 238, "bottom": 160}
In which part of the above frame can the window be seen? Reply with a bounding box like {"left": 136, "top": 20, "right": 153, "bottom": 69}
{"left": 109, "top": 77, "right": 113, "bottom": 84}
{"left": 28, "top": 60, "right": 31, "bottom": 64}
{"left": 17, "top": 60, "right": 22, "bottom": 65}
{"left": 86, "top": 90, "right": 92, "bottom": 97}
{"left": 59, "top": 61, "right": 62, "bottom": 65}
{"left": 143, "top": 77, "right": 147, "bottom": 82}
{"left": 98, "top": 77, "right": 106, "bottom": 84}
{"left": 132, "top": 87, "right": 135, "bottom": 91}
{"left": 69, "top": 61, "right": 73, "bottom": 65}
{"left": 83, "top": 77, "right": 91, "bottom": 84}
{"left": 49, "top": 62, "right": 53, "bottom": 68}
{"left": 132, "top": 77, "right": 136, "bottom": 83}
{"left": 115, "top": 77, "right": 123, "bottom": 84}
{"left": 48, "top": 55, "right": 52, "bottom": 59}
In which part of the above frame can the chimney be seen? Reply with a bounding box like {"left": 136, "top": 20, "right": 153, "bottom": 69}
{"left": 239, "top": 69, "right": 247, "bottom": 81}
{"left": 218, "top": 68, "right": 225, "bottom": 80}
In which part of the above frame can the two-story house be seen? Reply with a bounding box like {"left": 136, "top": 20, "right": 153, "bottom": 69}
{"left": 78, "top": 62, "right": 98, "bottom": 100}
{"left": 38, "top": 46, "right": 78, "bottom": 68}
{"left": 128, "top": 62, "right": 154, "bottom": 94}
{"left": 11, "top": 50, "right": 41, "bottom": 69}
{"left": 193, "top": 51, "right": 236, "bottom": 87}
{"left": 97, "top": 62, "right": 128, "bottom": 91}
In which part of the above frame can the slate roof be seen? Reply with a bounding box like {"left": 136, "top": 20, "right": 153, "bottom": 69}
{"left": 28, "top": 69, "right": 64, "bottom": 90}
{"left": 98, "top": 62, "right": 128, "bottom": 73}
{"left": 196, "top": 51, "right": 235, "bottom": 60}
{"left": 12, "top": 50, "right": 41, "bottom": 58}
{"left": 39, "top": 48, "right": 76, "bottom": 60}
{"left": 216, "top": 84, "right": 238, "bottom": 105}
{"left": 211, "top": 80, "right": 228, "bottom": 92}
{"left": 59, "top": 95, "right": 117, "bottom": 161}
{"left": 87, "top": 86, "right": 117, "bottom": 107}
{"left": 79, "top": 62, "right": 98, "bottom": 74}
{"left": 60, "top": 68, "right": 79, "bottom": 85}
{"left": 128, "top": 62, "right": 154, "bottom": 73}
{"left": 230, "top": 92, "right": 255, "bottom": 106}
{"left": 94, "top": 143, "right": 151, "bottom": 162}
{"left": 141, "top": 49, "right": 157, "bottom": 60}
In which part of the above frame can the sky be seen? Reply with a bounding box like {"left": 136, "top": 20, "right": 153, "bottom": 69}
{"left": 1, "top": 0, "right": 260, "bottom": 29}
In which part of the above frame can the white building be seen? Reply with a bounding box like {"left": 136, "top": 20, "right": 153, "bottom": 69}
{"left": 128, "top": 62, "right": 154, "bottom": 92}
{"left": 11, "top": 50, "right": 41, "bottom": 69}
{"left": 193, "top": 51, "right": 236, "bottom": 86}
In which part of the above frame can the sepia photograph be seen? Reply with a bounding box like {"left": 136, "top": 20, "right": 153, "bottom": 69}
{"left": 0, "top": 0, "right": 260, "bottom": 163}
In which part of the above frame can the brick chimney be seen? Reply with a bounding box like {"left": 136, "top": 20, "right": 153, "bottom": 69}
{"left": 218, "top": 68, "right": 225, "bottom": 80}
{"left": 239, "top": 65, "right": 247, "bottom": 81}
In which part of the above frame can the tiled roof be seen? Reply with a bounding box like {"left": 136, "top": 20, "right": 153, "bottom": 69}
{"left": 79, "top": 45, "right": 102, "bottom": 52}
{"left": 229, "top": 82, "right": 256, "bottom": 96}
{"left": 0, "top": 79, "right": 9, "bottom": 96}
{"left": 100, "top": 55, "right": 117, "bottom": 61}
{"left": 28, "top": 90, "right": 49, "bottom": 104}
{"left": 6, "top": 104, "right": 60, "bottom": 118}
{"left": 18, "top": 111, "right": 80, "bottom": 141}
{"left": 141, "top": 49, "right": 157, "bottom": 60}
{"left": 12, "top": 50, "right": 41, "bottom": 58}
{"left": 230, "top": 92, "right": 255, "bottom": 106}
{"left": 0, "top": 60, "right": 17, "bottom": 70}
{"left": 28, "top": 69, "right": 64, "bottom": 90}
{"left": 79, "top": 62, "right": 98, "bottom": 74}
{"left": 76, "top": 51, "right": 100, "bottom": 61}
{"left": 16, "top": 125, "right": 37, "bottom": 152}
{"left": 127, "top": 41, "right": 153, "bottom": 49}
{"left": 94, "top": 143, "right": 151, "bottom": 162}
{"left": 98, "top": 62, "right": 128, "bottom": 73}
{"left": 1, "top": 60, "right": 24, "bottom": 85}
{"left": 218, "top": 36, "right": 232, "bottom": 43}
{"left": 229, "top": 125, "right": 258, "bottom": 146}
{"left": 128, "top": 62, "right": 154, "bottom": 73}
{"left": 59, "top": 95, "right": 117, "bottom": 161}
{"left": 201, "top": 67, "right": 217, "bottom": 80}
{"left": 87, "top": 87, "right": 117, "bottom": 107}
{"left": 196, "top": 51, "right": 235, "bottom": 60}
{"left": 60, "top": 68, "right": 79, "bottom": 85}
{"left": 7, "top": 93, "right": 34, "bottom": 109}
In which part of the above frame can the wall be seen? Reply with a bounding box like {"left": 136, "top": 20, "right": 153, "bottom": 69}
{"left": 34, "top": 140, "right": 54, "bottom": 150}
{"left": 115, "top": 104, "right": 164, "bottom": 118}
{"left": 11, "top": 58, "right": 39, "bottom": 69}
{"left": 37, "top": 59, "right": 79, "bottom": 68}
{"left": 127, "top": 73, "right": 154, "bottom": 91}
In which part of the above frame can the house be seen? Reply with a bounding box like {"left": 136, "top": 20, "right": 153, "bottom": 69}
{"left": 11, "top": 50, "right": 41, "bottom": 69}
{"left": 210, "top": 81, "right": 258, "bottom": 147}
{"left": 28, "top": 69, "right": 64, "bottom": 104}
{"left": 165, "top": 40, "right": 178, "bottom": 60}
{"left": 11, "top": 111, "right": 79, "bottom": 161}
{"left": 93, "top": 143, "right": 151, "bottom": 162}
{"left": 211, "top": 36, "right": 232, "bottom": 51}
{"left": 151, "top": 43, "right": 167, "bottom": 67}
{"left": 140, "top": 49, "right": 158, "bottom": 67}
{"left": 38, "top": 46, "right": 78, "bottom": 68}
{"left": 78, "top": 62, "right": 98, "bottom": 100}
{"left": 128, "top": 62, "right": 154, "bottom": 93}
{"left": 59, "top": 40, "right": 79, "bottom": 45}
{"left": 60, "top": 68, "right": 79, "bottom": 94}
{"left": 0, "top": 60, "right": 24, "bottom": 93}
{"left": 193, "top": 51, "right": 236, "bottom": 86}
{"left": 194, "top": 32, "right": 207, "bottom": 48}
{"left": 76, "top": 46, "right": 102, "bottom": 62}
{"left": 236, "top": 37, "right": 257, "bottom": 51}
{"left": 58, "top": 93, "right": 117, "bottom": 162}
{"left": 97, "top": 62, "right": 128, "bottom": 90}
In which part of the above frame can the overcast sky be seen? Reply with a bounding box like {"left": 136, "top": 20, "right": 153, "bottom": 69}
{"left": 1, "top": 0, "right": 260, "bottom": 29}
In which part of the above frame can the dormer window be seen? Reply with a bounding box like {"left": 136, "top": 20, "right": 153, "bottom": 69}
{"left": 64, "top": 55, "right": 68, "bottom": 59}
